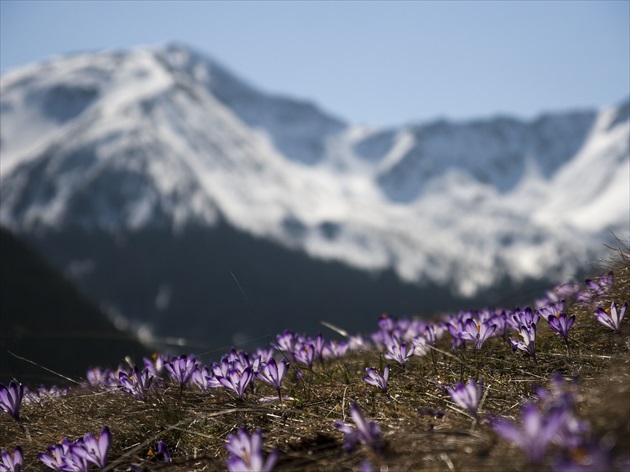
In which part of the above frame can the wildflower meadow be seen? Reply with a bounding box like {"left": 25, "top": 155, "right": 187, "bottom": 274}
{"left": 1, "top": 246, "right": 629, "bottom": 471}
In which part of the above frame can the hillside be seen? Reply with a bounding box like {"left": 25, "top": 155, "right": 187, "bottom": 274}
{"left": 0, "top": 227, "right": 150, "bottom": 385}
{"left": 0, "top": 246, "right": 627, "bottom": 471}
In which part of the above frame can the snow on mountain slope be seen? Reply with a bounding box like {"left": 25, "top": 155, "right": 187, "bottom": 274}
{"left": 154, "top": 43, "right": 346, "bottom": 165}
{"left": 532, "top": 105, "right": 630, "bottom": 232}
{"left": 1, "top": 43, "right": 628, "bottom": 296}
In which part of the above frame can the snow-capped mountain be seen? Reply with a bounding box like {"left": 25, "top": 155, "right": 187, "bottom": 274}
{"left": 1, "top": 43, "right": 628, "bottom": 305}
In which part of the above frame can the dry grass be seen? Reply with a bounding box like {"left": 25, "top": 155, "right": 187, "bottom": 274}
{"left": 1, "top": 249, "right": 629, "bottom": 472}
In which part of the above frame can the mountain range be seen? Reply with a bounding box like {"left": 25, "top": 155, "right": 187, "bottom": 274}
{"left": 1, "top": 43, "right": 628, "bottom": 350}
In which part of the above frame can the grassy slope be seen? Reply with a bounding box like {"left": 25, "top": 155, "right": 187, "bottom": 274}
{"left": 0, "top": 248, "right": 628, "bottom": 472}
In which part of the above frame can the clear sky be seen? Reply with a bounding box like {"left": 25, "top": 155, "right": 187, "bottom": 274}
{"left": 1, "top": 1, "right": 628, "bottom": 126}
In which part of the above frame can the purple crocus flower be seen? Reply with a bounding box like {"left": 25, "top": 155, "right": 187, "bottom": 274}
{"left": 535, "top": 372, "right": 578, "bottom": 409}
{"left": 323, "top": 340, "right": 349, "bottom": 359}
{"left": 553, "top": 438, "right": 614, "bottom": 472}
{"left": 274, "top": 330, "right": 298, "bottom": 358}
{"left": 412, "top": 336, "right": 430, "bottom": 356}
{"left": 360, "top": 460, "right": 375, "bottom": 472}
{"left": 212, "top": 359, "right": 232, "bottom": 379}
{"left": 218, "top": 366, "right": 254, "bottom": 399}
{"left": 384, "top": 338, "right": 415, "bottom": 368}
{"left": 23, "top": 384, "right": 68, "bottom": 405}
{"left": 348, "top": 334, "right": 370, "bottom": 351}
{"left": 578, "top": 272, "right": 614, "bottom": 304}
{"left": 458, "top": 319, "right": 497, "bottom": 350}
{"left": 0, "top": 381, "right": 23, "bottom": 425}
{"left": 547, "top": 312, "right": 576, "bottom": 349}
{"left": 39, "top": 438, "right": 89, "bottom": 472}
{"left": 334, "top": 402, "right": 382, "bottom": 454}
{"left": 446, "top": 378, "right": 483, "bottom": 417}
{"left": 293, "top": 342, "right": 315, "bottom": 369}
{"left": 86, "top": 367, "right": 115, "bottom": 388}
{"left": 492, "top": 403, "right": 566, "bottom": 465}
{"left": 148, "top": 441, "right": 171, "bottom": 463}
{"left": 192, "top": 366, "right": 221, "bottom": 391}
{"left": 38, "top": 442, "right": 70, "bottom": 471}
{"left": 157, "top": 441, "right": 171, "bottom": 462}
{"left": 536, "top": 282, "right": 580, "bottom": 309}
{"left": 509, "top": 307, "right": 540, "bottom": 331}
{"left": 313, "top": 333, "right": 327, "bottom": 363}
{"left": 594, "top": 301, "right": 627, "bottom": 333}
{"left": 423, "top": 324, "right": 440, "bottom": 345}
{"left": 362, "top": 365, "right": 390, "bottom": 395}
{"left": 165, "top": 355, "right": 198, "bottom": 389}
{"left": 225, "top": 427, "right": 278, "bottom": 472}
{"left": 0, "top": 446, "right": 23, "bottom": 472}
{"left": 490, "top": 311, "right": 508, "bottom": 337}
{"left": 510, "top": 324, "right": 538, "bottom": 364}
{"left": 118, "top": 368, "right": 154, "bottom": 401}
{"left": 378, "top": 313, "right": 395, "bottom": 332}
{"left": 256, "top": 358, "right": 289, "bottom": 400}
{"left": 143, "top": 353, "right": 167, "bottom": 377}
{"left": 539, "top": 301, "right": 565, "bottom": 321}
{"left": 255, "top": 348, "right": 275, "bottom": 364}
{"left": 445, "top": 316, "right": 467, "bottom": 350}
{"left": 72, "top": 426, "right": 111, "bottom": 469}
{"left": 533, "top": 375, "right": 590, "bottom": 450}
{"left": 225, "top": 349, "right": 253, "bottom": 372}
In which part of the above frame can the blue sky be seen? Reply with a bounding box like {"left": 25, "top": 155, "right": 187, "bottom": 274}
{"left": 1, "top": 1, "right": 628, "bottom": 126}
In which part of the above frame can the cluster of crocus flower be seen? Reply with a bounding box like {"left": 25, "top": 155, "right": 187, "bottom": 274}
{"left": 454, "top": 318, "right": 497, "bottom": 350}
{"left": 275, "top": 330, "right": 350, "bottom": 366}
{"left": 86, "top": 367, "right": 116, "bottom": 388}
{"left": 217, "top": 364, "right": 254, "bottom": 399}
{"left": 83, "top": 346, "right": 293, "bottom": 403}
{"left": 372, "top": 314, "right": 442, "bottom": 351}
{"left": 165, "top": 354, "right": 199, "bottom": 390}
{"left": 211, "top": 349, "right": 257, "bottom": 399}
{"left": 503, "top": 307, "right": 541, "bottom": 364}
{"left": 118, "top": 368, "right": 154, "bottom": 402}
{"left": 22, "top": 384, "right": 69, "bottom": 405}
{"left": 0, "top": 446, "right": 23, "bottom": 472}
{"left": 224, "top": 427, "right": 278, "bottom": 472}
{"left": 491, "top": 374, "right": 606, "bottom": 467}
{"left": 371, "top": 300, "right": 580, "bottom": 370}
{"left": 38, "top": 426, "right": 111, "bottom": 471}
